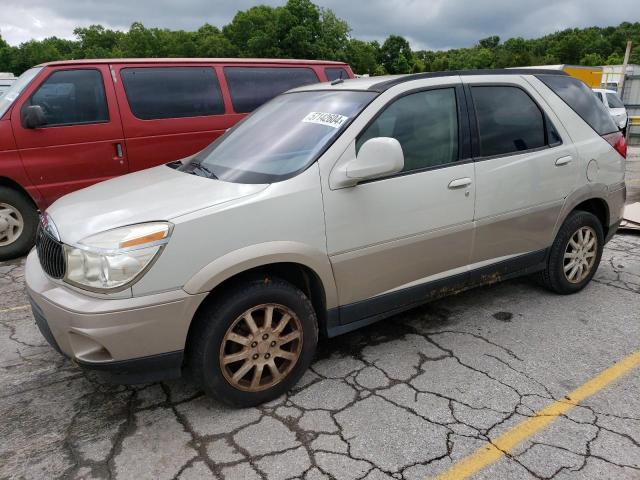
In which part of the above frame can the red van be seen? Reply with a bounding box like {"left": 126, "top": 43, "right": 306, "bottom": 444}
{"left": 0, "top": 58, "right": 354, "bottom": 259}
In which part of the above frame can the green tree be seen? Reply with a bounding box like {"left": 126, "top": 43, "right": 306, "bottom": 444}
{"left": 478, "top": 36, "right": 500, "bottom": 50}
{"left": 379, "top": 35, "right": 414, "bottom": 74}
{"left": 343, "top": 39, "right": 378, "bottom": 74}
{"left": 580, "top": 52, "right": 604, "bottom": 66}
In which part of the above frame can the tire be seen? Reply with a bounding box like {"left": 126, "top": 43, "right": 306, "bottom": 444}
{"left": 0, "top": 187, "right": 38, "bottom": 261}
{"left": 188, "top": 276, "right": 318, "bottom": 407}
{"left": 539, "top": 210, "right": 604, "bottom": 295}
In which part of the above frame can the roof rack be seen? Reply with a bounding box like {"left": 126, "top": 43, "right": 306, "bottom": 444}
{"left": 368, "top": 68, "right": 568, "bottom": 92}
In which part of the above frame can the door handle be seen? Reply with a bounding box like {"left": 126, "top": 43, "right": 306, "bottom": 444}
{"left": 555, "top": 156, "right": 572, "bottom": 166}
{"left": 114, "top": 143, "right": 124, "bottom": 158}
{"left": 448, "top": 177, "right": 472, "bottom": 189}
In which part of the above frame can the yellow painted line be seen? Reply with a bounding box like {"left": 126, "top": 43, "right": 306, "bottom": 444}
{"left": 0, "top": 305, "right": 30, "bottom": 313}
{"left": 435, "top": 350, "right": 640, "bottom": 480}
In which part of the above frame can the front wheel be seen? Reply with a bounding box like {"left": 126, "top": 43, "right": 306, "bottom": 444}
{"left": 539, "top": 210, "right": 604, "bottom": 294}
{"left": 189, "top": 276, "right": 318, "bottom": 407}
{"left": 0, "top": 187, "right": 38, "bottom": 261}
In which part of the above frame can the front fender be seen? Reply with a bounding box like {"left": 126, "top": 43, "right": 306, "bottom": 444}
{"left": 183, "top": 241, "right": 339, "bottom": 309}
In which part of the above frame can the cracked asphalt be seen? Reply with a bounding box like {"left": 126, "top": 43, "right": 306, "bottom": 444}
{"left": 1, "top": 149, "right": 639, "bottom": 480}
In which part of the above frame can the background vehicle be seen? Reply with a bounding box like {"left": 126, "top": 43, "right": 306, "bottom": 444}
{"left": 0, "top": 73, "right": 16, "bottom": 97}
{"left": 0, "top": 58, "right": 354, "bottom": 260}
{"left": 27, "top": 70, "right": 626, "bottom": 407}
{"left": 593, "top": 88, "right": 628, "bottom": 135}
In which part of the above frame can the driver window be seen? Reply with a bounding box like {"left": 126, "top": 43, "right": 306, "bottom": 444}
{"left": 356, "top": 88, "right": 459, "bottom": 172}
{"left": 26, "top": 69, "right": 108, "bottom": 127}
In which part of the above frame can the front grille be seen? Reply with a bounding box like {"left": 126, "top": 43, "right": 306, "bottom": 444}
{"left": 36, "top": 225, "right": 66, "bottom": 279}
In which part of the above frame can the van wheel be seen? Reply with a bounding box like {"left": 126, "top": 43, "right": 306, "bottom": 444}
{"left": 0, "top": 187, "right": 38, "bottom": 261}
{"left": 540, "top": 211, "right": 604, "bottom": 295}
{"left": 189, "top": 276, "right": 318, "bottom": 407}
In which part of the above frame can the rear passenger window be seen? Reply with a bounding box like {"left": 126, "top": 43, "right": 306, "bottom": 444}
{"left": 26, "top": 69, "right": 108, "bottom": 127}
{"left": 121, "top": 67, "right": 224, "bottom": 120}
{"left": 325, "top": 67, "right": 349, "bottom": 81}
{"left": 536, "top": 75, "right": 617, "bottom": 135}
{"left": 357, "top": 88, "right": 459, "bottom": 173}
{"left": 225, "top": 67, "right": 319, "bottom": 113}
{"left": 472, "top": 86, "right": 545, "bottom": 157}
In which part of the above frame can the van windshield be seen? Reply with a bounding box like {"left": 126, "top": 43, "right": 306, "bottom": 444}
{"left": 181, "top": 90, "right": 377, "bottom": 183}
{"left": 0, "top": 67, "right": 42, "bottom": 118}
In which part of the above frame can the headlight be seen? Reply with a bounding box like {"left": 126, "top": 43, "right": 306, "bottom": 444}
{"left": 64, "top": 222, "right": 172, "bottom": 291}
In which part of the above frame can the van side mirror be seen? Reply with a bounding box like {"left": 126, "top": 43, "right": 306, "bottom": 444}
{"left": 22, "top": 105, "right": 47, "bottom": 129}
{"left": 346, "top": 137, "right": 404, "bottom": 182}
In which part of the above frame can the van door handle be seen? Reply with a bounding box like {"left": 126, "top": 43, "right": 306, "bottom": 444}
{"left": 114, "top": 143, "right": 124, "bottom": 158}
{"left": 448, "top": 177, "right": 472, "bottom": 189}
{"left": 555, "top": 156, "right": 572, "bottom": 166}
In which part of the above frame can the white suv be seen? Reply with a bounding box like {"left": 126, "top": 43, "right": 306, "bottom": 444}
{"left": 27, "top": 70, "right": 627, "bottom": 407}
{"left": 593, "top": 88, "right": 628, "bottom": 135}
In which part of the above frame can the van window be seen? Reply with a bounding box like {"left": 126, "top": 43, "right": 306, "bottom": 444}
{"left": 325, "top": 67, "right": 349, "bottom": 81}
{"left": 536, "top": 75, "right": 617, "bottom": 135}
{"left": 26, "top": 69, "right": 108, "bottom": 127}
{"left": 121, "top": 67, "right": 224, "bottom": 120}
{"left": 357, "top": 88, "right": 459, "bottom": 172}
{"left": 471, "top": 86, "right": 545, "bottom": 157}
{"left": 224, "top": 67, "right": 319, "bottom": 113}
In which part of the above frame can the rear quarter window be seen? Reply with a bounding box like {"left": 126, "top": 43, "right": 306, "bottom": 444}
{"left": 536, "top": 75, "right": 617, "bottom": 135}
{"left": 121, "top": 67, "right": 224, "bottom": 120}
{"left": 224, "top": 67, "right": 319, "bottom": 113}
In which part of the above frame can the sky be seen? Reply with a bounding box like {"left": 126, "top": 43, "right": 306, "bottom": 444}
{"left": 1, "top": 0, "right": 638, "bottom": 50}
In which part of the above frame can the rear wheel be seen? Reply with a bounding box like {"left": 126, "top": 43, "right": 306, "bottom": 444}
{"left": 189, "top": 276, "right": 318, "bottom": 407}
{"left": 539, "top": 210, "right": 603, "bottom": 294}
{"left": 0, "top": 187, "right": 38, "bottom": 261}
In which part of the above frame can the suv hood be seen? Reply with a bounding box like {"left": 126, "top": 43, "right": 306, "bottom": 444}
{"left": 47, "top": 165, "right": 268, "bottom": 245}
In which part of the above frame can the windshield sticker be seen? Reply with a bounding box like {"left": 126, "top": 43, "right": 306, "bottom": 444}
{"left": 302, "top": 111, "right": 349, "bottom": 129}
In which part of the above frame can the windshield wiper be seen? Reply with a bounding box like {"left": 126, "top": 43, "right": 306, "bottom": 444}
{"left": 188, "top": 162, "right": 218, "bottom": 179}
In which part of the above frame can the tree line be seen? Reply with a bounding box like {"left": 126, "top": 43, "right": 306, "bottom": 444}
{"left": 1, "top": 0, "right": 638, "bottom": 76}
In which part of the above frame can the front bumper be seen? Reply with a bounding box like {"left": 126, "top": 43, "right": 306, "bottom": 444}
{"left": 25, "top": 250, "right": 207, "bottom": 383}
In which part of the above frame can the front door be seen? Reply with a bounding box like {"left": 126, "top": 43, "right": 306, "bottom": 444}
{"left": 323, "top": 86, "right": 476, "bottom": 319}
{"left": 12, "top": 65, "right": 127, "bottom": 206}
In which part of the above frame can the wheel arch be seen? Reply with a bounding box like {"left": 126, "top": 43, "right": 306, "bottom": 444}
{"left": 555, "top": 185, "right": 613, "bottom": 240}
{"left": 0, "top": 176, "right": 40, "bottom": 209}
{"left": 182, "top": 242, "right": 338, "bottom": 343}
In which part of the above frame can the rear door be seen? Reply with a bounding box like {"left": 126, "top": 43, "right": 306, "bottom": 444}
{"left": 112, "top": 63, "right": 233, "bottom": 172}
{"left": 464, "top": 76, "right": 579, "bottom": 265}
{"left": 11, "top": 65, "right": 127, "bottom": 205}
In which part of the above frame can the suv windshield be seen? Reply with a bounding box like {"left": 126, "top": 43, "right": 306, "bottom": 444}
{"left": 0, "top": 67, "right": 42, "bottom": 118}
{"left": 181, "top": 90, "right": 377, "bottom": 183}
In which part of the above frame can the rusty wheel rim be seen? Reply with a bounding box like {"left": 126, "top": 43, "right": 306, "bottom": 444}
{"left": 219, "top": 303, "right": 303, "bottom": 392}
{"left": 563, "top": 226, "right": 597, "bottom": 284}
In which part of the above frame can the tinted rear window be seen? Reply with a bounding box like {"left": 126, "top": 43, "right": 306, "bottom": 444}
{"left": 471, "top": 86, "right": 546, "bottom": 157}
{"left": 536, "top": 75, "right": 617, "bottom": 135}
{"left": 325, "top": 67, "right": 349, "bottom": 81}
{"left": 121, "top": 67, "right": 224, "bottom": 120}
{"left": 225, "top": 67, "right": 319, "bottom": 113}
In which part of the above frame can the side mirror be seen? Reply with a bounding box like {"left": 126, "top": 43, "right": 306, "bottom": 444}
{"left": 346, "top": 137, "right": 404, "bottom": 182}
{"left": 22, "top": 105, "right": 47, "bottom": 129}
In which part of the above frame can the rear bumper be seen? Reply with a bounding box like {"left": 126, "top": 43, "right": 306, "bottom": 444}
{"left": 25, "top": 249, "right": 207, "bottom": 383}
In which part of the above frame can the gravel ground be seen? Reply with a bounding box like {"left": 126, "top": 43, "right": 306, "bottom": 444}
{"left": 1, "top": 148, "right": 639, "bottom": 480}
